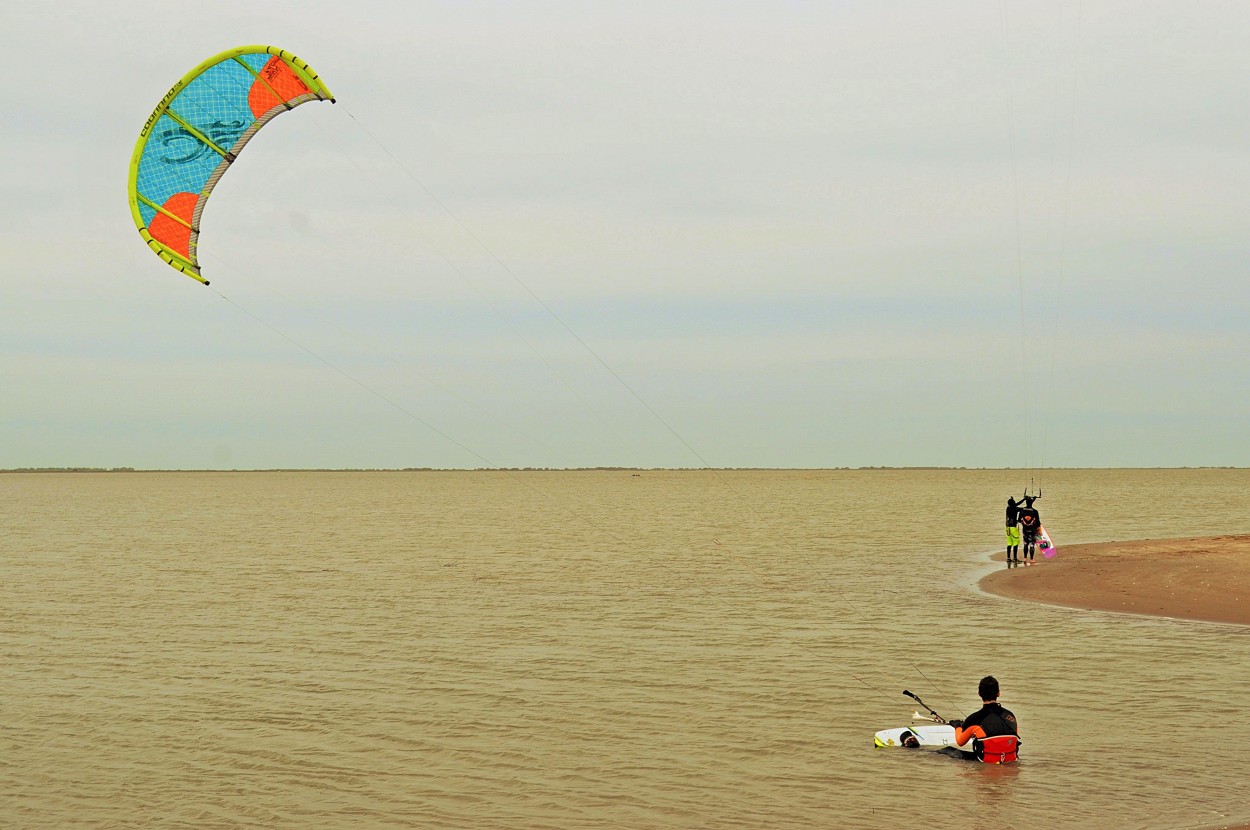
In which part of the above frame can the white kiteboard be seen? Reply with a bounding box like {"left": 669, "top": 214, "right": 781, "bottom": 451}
{"left": 873, "top": 724, "right": 957, "bottom": 749}
{"left": 1038, "top": 524, "right": 1057, "bottom": 558}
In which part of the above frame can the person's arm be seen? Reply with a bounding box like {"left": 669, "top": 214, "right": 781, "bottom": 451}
{"left": 953, "top": 725, "right": 978, "bottom": 747}
{"left": 951, "top": 706, "right": 987, "bottom": 747}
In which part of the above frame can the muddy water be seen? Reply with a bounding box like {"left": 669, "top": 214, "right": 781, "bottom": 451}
{"left": 3, "top": 469, "right": 1248, "bottom": 829}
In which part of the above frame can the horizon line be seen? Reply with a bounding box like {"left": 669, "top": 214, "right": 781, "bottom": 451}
{"left": 4, "top": 466, "right": 1247, "bottom": 473}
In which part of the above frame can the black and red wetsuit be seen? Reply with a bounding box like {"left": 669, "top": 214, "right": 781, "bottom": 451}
{"left": 953, "top": 701, "right": 1020, "bottom": 762}
{"left": 955, "top": 702, "right": 1018, "bottom": 743}
{"left": 1017, "top": 507, "right": 1040, "bottom": 542}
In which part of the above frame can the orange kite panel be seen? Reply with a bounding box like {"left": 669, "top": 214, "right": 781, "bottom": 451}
{"left": 148, "top": 191, "right": 199, "bottom": 258}
{"left": 248, "top": 56, "right": 312, "bottom": 117}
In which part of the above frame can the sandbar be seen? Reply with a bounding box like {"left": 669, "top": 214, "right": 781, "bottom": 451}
{"left": 979, "top": 534, "right": 1250, "bottom": 626}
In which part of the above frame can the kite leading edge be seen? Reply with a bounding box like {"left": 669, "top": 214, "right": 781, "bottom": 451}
{"left": 127, "top": 45, "right": 334, "bottom": 284}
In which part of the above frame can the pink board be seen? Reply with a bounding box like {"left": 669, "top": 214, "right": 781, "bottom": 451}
{"left": 1038, "top": 525, "right": 1057, "bottom": 558}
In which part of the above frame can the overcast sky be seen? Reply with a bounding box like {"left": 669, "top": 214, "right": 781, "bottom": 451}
{"left": 2, "top": 0, "right": 1248, "bottom": 469}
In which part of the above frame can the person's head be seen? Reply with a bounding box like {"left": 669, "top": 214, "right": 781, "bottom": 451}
{"left": 1007, "top": 496, "right": 1016, "bottom": 505}
{"left": 901, "top": 731, "right": 920, "bottom": 748}
{"left": 978, "top": 675, "right": 1000, "bottom": 702}
{"left": 1023, "top": 496, "right": 1035, "bottom": 507}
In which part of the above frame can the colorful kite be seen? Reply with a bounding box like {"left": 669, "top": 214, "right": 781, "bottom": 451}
{"left": 127, "top": 46, "right": 334, "bottom": 284}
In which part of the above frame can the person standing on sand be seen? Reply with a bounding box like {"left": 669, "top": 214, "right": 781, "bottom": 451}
{"left": 949, "top": 675, "right": 1020, "bottom": 762}
{"left": 1017, "top": 495, "right": 1041, "bottom": 561}
{"left": 1005, "top": 496, "right": 1022, "bottom": 563}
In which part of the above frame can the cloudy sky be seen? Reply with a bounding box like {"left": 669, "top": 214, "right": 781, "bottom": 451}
{"left": 3, "top": 1, "right": 1247, "bottom": 469}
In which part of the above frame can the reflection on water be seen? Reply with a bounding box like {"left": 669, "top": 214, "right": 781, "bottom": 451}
{"left": 3, "top": 469, "right": 1248, "bottom": 829}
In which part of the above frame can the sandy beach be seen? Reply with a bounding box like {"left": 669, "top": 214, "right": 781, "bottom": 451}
{"left": 981, "top": 534, "right": 1250, "bottom": 626}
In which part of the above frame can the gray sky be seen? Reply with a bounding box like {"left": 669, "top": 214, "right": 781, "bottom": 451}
{"left": 3, "top": 0, "right": 1248, "bottom": 469}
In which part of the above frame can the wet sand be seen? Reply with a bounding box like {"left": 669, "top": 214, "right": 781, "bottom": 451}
{"left": 981, "top": 534, "right": 1250, "bottom": 626}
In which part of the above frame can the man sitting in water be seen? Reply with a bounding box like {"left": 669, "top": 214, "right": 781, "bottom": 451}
{"left": 948, "top": 676, "right": 1020, "bottom": 763}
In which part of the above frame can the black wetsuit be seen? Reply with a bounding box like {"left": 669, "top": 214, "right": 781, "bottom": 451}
{"left": 962, "top": 702, "right": 1018, "bottom": 738}
{"left": 1017, "top": 506, "right": 1040, "bottom": 542}
{"left": 952, "top": 701, "right": 1020, "bottom": 761}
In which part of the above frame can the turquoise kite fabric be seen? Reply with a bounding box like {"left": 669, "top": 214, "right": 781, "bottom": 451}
{"left": 128, "top": 46, "right": 334, "bottom": 283}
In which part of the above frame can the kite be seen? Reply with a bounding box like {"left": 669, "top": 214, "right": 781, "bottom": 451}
{"left": 127, "top": 46, "right": 334, "bottom": 284}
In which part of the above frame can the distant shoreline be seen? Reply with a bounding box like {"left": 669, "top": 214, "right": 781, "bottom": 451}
{"left": 980, "top": 534, "right": 1250, "bottom": 627}
{"left": 4, "top": 466, "right": 1246, "bottom": 474}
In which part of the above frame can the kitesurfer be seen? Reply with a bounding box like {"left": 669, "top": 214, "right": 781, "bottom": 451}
{"left": 1017, "top": 495, "right": 1041, "bottom": 561}
{"left": 948, "top": 676, "right": 1020, "bottom": 763}
{"left": 1005, "top": 496, "right": 1022, "bottom": 563}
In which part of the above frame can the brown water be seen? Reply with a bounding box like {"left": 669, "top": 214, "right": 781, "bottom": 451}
{"left": 3, "top": 468, "right": 1249, "bottom": 829}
